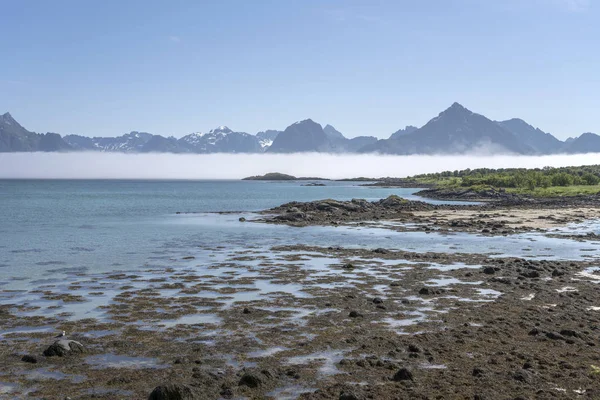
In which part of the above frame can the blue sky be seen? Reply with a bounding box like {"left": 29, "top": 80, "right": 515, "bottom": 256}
{"left": 0, "top": 0, "right": 598, "bottom": 139}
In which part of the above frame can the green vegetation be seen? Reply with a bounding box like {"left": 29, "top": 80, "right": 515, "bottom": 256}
{"left": 407, "top": 165, "right": 600, "bottom": 197}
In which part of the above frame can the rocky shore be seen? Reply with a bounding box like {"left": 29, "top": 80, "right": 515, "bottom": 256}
{"left": 258, "top": 194, "right": 600, "bottom": 236}
{"left": 2, "top": 194, "right": 600, "bottom": 399}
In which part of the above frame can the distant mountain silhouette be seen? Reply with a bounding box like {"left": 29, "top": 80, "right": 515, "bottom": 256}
{"left": 497, "top": 118, "right": 563, "bottom": 154}
{"left": 268, "top": 119, "right": 332, "bottom": 153}
{"left": 0, "top": 112, "right": 71, "bottom": 152}
{"left": 179, "top": 126, "right": 263, "bottom": 153}
{"left": 256, "top": 130, "right": 281, "bottom": 149}
{"left": 363, "top": 103, "right": 534, "bottom": 154}
{"left": 564, "top": 132, "right": 600, "bottom": 154}
{"left": 3, "top": 105, "right": 600, "bottom": 154}
{"left": 389, "top": 126, "right": 418, "bottom": 140}
{"left": 323, "top": 124, "right": 346, "bottom": 141}
{"left": 64, "top": 132, "right": 154, "bottom": 152}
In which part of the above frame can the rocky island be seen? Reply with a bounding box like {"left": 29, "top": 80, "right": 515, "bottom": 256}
{"left": 243, "top": 172, "right": 328, "bottom": 181}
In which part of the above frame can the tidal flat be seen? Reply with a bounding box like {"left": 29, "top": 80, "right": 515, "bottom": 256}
{"left": 2, "top": 191, "right": 600, "bottom": 399}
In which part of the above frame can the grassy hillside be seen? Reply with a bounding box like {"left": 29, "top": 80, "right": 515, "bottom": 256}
{"left": 405, "top": 165, "right": 600, "bottom": 197}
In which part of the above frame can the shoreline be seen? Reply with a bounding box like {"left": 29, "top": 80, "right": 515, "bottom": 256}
{"left": 2, "top": 194, "right": 600, "bottom": 399}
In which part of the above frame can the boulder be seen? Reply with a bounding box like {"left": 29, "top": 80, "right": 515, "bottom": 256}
{"left": 512, "top": 369, "right": 534, "bottom": 383}
{"left": 148, "top": 383, "right": 198, "bottom": 400}
{"left": 238, "top": 368, "right": 274, "bottom": 388}
{"left": 43, "top": 339, "right": 85, "bottom": 357}
{"left": 21, "top": 354, "right": 39, "bottom": 363}
{"left": 339, "top": 392, "right": 362, "bottom": 400}
{"left": 392, "top": 367, "right": 414, "bottom": 381}
{"left": 419, "top": 287, "right": 445, "bottom": 296}
{"left": 379, "top": 195, "right": 407, "bottom": 208}
{"left": 482, "top": 267, "right": 496, "bottom": 275}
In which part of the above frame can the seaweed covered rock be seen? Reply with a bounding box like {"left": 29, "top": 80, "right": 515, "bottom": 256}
{"left": 379, "top": 195, "right": 408, "bottom": 208}
{"left": 148, "top": 383, "right": 198, "bottom": 400}
{"left": 43, "top": 339, "right": 85, "bottom": 357}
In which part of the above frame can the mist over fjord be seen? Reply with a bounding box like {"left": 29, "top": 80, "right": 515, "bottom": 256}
{"left": 2, "top": 152, "right": 600, "bottom": 180}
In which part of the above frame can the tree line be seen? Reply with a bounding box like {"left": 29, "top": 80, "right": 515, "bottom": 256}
{"left": 416, "top": 165, "right": 600, "bottom": 190}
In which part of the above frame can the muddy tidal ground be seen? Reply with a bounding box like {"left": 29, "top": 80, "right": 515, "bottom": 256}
{"left": 2, "top": 197, "right": 600, "bottom": 399}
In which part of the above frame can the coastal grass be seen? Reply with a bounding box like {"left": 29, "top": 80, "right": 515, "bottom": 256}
{"left": 401, "top": 164, "right": 600, "bottom": 197}
{"left": 505, "top": 185, "right": 600, "bottom": 197}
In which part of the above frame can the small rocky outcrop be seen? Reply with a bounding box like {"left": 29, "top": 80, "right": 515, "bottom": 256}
{"left": 418, "top": 287, "right": 445, "bottom": 296}
{"left": 392, "top": 367, "right": 414, "bottom": 381}
{"left": 43, "top": 339, "right": 85, "bottom": 357}
{"left": 238, "top": 368, "right": 274, "bottom": 388}
{"left": 378, "top": 195, "right": 408, "bottom": 208}
{"left": 21, "top": 354, "right": 39, "bottom": 363}
{"left": 148, "top": 383, "right": 198, "bottom": 400}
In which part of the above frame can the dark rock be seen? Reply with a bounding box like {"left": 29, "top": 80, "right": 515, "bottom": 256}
{"left": 21, "top": 355, "right": 38, "bottom": 364}
{"left": 239, "top": 373, "right": 262, "bottom": 388}
{"left": 392, "top": 367, "right": 414, "bottom": 381}
{"left": 148, "top": 383, "right": 197, "bottom": 400}
{"left": 349, "top": 311, "right": 363, "bottom": 318}
{"left": 545, "top": 332, "right": 565, "bottom": 341}
{"left": 419, "top": 287, "right": 444, "bottom": 296}
{"left": 528, "top": 328, "right": 540, "bottom": 336}
{"left": 380, "top": 195, "right": 407, "bottom": 208}
{"left": 407, "top": 344, "right": 421, "bottom": 353}
{"left": 342, "top": 263, "right": 355, "bottom": 269}
{"left": 559, "top": 329, "right": 579, "bottom": 338}
{"left": 521, "top": 271, "right": 540, "bottom": 278}
{"left": 483, "top": 267, "right": 496, "bottom": 275}
{"left": 274, "top": 212, "right": 307, "bottom": 222}
{"left": 339, "top": 392, "right": 361, "bottom": 400}
{"left": 512, "top": 369, "right": 534, "bottom": 383}
{"left": 242, "top": 307, "right": 252, "bottom": 314}
{"left": 373, "top": 248, "right": 389, "bottom": 254}
{"left": 238, "top": 369, "right": 273, "bottom": 388}
{"left": 372, "top": 297, "right": 384, "bottom": 304}
{"left": 43, "top": 340, "right": 85, "bottom": 357}
{"left": 472, "top": 367, "right": 486, "bottom": 377}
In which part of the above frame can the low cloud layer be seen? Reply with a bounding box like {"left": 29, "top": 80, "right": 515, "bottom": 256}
{"left": 1, "top": 152, "right": 600, "bottom": 180}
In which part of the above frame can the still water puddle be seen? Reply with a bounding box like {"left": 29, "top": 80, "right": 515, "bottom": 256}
{"left": 266, "top": 384, "right": 316, "bottom": 399}
{"left": 17, "top": 368, "right": 86, "bottom": 383}
{"left": 285, "top": 350, "right": 346, "bottom": 376}
{"left": 247, "top": 346, "right": 289, "bottom": 358}
{"left": 85, "top": 354, "right": 167, "bottom": 369}
{"left": 160, "top": 313, "right": 222, "bottom": 328}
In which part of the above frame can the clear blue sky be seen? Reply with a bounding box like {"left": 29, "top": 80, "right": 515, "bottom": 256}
{"left": 0, "top": 0, "right": 597, "bottom": 139}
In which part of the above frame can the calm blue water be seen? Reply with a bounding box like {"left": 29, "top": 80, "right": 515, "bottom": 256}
{"left": 0, "top": 180, "right": 422, "bottom": 283}
{"left": 1, "top": 179, "right": 599, "bottom": 289}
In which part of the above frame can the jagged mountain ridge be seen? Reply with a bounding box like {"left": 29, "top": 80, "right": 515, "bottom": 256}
{"left": 0, "top": 112, "right": 71, "bottom": 152}
{"left": 2, "top": 104, "right": 600, "bottom": 154}
{"left": 363, "top": 103, "right": 534, "bottom": 155}
{"left": 497, "top": 118, "right": 564, "bottom": 154}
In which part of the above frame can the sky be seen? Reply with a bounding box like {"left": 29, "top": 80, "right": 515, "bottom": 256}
{"left": 0, "top": 0, "right": 598, "bottom": 140}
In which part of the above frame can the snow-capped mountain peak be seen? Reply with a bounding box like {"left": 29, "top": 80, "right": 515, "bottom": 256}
{"left": 209, "top": 126, "right": 233, "bottom": 134}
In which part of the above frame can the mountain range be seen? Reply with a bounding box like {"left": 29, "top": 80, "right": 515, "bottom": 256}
{"left": 2, "top": 103, "right": 599, "bottom": 155}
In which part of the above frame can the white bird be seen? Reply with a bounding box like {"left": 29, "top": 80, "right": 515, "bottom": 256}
{"left": 54, "top": 330, "right": 66, "bottom": 338}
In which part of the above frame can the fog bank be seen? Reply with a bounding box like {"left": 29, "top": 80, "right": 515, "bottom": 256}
{"left": 1, "top": 152, "right": 599, "bottom": 180}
